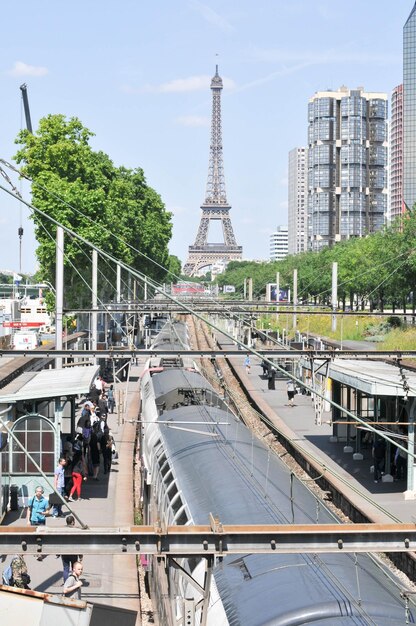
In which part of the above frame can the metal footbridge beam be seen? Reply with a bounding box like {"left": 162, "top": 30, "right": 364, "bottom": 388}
{"left": 1, "top": 523, "right": 416, "bottom": 556}
{"left": 2, "top": 349, "right": 416, "bottom": 359}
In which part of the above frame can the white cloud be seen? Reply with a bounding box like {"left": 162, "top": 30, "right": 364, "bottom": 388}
{"left": 144, "top": 75, "right": 210, "bottom": 93}
{"left": 279, "top": 176, "right": 288, "bottom": 187}
{"left": 176, "top": 115, "right": 209, "bottom": 127}
{"left": 241, "top": 217, "right": 255, "bottom": 225}
{"left": 139, "top": 75, "right": 235, "bottom": 94}
{"left": 7, "top": 61, "right": 48, "bottom": 77}
{"left": 189, "top": 0, "right": 234, "bottom": 32}
{"left": 169, "top": 205, "right": 188, "bottom": 216}
{"left": 279, "top": 200, "right": 288, "bottom": 210}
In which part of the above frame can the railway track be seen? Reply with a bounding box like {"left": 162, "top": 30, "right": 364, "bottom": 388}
{"left": 186, "top": 314, "right": 416, "bottom": 590}
{"left": 187, "top": 315, "right": 335, "bottom": 500}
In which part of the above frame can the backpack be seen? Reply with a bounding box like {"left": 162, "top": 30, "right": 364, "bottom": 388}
{"left": 2, "top": 563, "right": 13, "bottom": 586}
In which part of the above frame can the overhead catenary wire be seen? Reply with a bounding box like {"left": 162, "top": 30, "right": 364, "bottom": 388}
{"left": 0, "top": 158, "right": 270, "bottom": 340}
{"left": 0, "top": 171, "right": 413, "bottom": 461}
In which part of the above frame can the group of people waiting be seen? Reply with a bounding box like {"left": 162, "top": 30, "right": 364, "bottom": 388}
{"left": 61, "top": 381, "right": 116, "bottom": 502}
{"left": 3, "top": 375, "right": 117, "bottom": 596}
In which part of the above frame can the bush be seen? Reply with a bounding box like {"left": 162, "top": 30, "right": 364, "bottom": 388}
{"left": 386, "top": 316, "right": 402, "bottom": 328}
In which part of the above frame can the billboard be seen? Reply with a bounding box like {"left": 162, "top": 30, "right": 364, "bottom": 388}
{"left": 223, "top": 285, "right": 236, "bottom": 293}
{"left": 266, "top": 284, "right": 289, "bottom": 302}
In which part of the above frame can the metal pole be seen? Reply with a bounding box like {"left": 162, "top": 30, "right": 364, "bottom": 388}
{"left": 293, "top": 269, "right": 297, "bottom": 330}
{"left": 116, "top": 264, "right": 121, "bottom": 303}
{"left": 276, "top": 271, "right": 280, "bottom": 322}
{"left": 55, "top": 226, "right": 64, "bottom": 370}
{"left": 248, "top": 278, "right": 253, "bottom": 302}
{"left": 92, "top": 250, "right": 98, "bottom": 358}
{"left": 407, "top": 399, "right": 415, "bottom": 495}
{"left": 332, "top": 262, "right": 338, "bottom": 332}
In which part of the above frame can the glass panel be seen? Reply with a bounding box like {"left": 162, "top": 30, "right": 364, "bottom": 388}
{"left": 13, "top": 453, "right": 26, "bottom": 473}
{"left": 26, "top": 418, "right": 41, "bottom": 431}
{"left": 27, "top": 456, "right": 40, "bottom": 473}
{"left": 42, "top": 431, "right": 54, "bottom": 448}
{"left": 27, "top": 432, "right": 40, "bottom": 451}
{"left": 42, "top": 453, "right": 54, "bottom": 473}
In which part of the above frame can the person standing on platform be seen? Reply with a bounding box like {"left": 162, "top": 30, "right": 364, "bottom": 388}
{"left": 107, "top": 385, "right": 115, "bottom": 413}
{"left": 63, "top": 561, "right": 83, "bottom": 599}
{"left": 101, "top": 427, "right": 113, "bottom": 474}
{"left": 244, "top": 355, "right": 251, "bottom": 374}
{"left": 68, "top": 452, "right": 87, "bottom": 501}
{"left": 373, "top": 437, "right": 386, "bottom": 483}
{"left": 10, "top": 555, "right": 31, "bottom": 589}
{"left": 286, "top": 380, "right": 295, "bottom": 406}
{"left": 52, "top": 457, "right": 67, "bottom": 517}
{"left": 267, "top": 367, "right": 276, "bottom": 390}
{"left": 89, "top": 422, "right": 101, "bottom": 480}
{"left": 27, "top": 486, "right": 50, "bottom": 526}
{"left": 98, "top": 394, "right": 108, "bottom": 420}
{"left": 61, "top": 515, "right": 82, "bottom": 583}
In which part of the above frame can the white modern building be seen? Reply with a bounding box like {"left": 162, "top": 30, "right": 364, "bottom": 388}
{"left": 308, "top": 86, "right": 388, "bottom": 251}
{"left": 270, "top": 226, "right": 288, "bottom": 261}
{"left": 288, "top": 147, "right": 308, "bottom": 254}
{"left": 390, "top": 84, "right": 404, "bottom": 221}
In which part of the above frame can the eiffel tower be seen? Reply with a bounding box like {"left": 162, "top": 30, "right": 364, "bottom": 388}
{"left": 183, "top": 66, "right": 242, "bottom": 276}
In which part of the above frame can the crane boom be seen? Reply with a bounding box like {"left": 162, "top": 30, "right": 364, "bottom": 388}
{"left": 20, "top": 83, "right": 33, "bottom": 133}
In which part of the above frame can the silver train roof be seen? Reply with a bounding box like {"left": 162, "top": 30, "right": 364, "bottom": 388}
{"left": 152, "top": 370, "right": 213, "bottom": 401}
{"left": 155, "top": 405, "right": 409, "bottom": 625}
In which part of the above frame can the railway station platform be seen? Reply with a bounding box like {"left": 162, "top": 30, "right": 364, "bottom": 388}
{"left": 225, "top": 341, "right": 416, "bottom": 526}
{"left": 0, "top": 359, "right": 146, "bottom": 625}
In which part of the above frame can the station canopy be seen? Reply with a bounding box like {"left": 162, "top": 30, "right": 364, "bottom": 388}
{"left": 0, "top": 365, "right": 98, "bottom": 404}
{"left": 303, "top": 358, "right": 416, "bottom": 398}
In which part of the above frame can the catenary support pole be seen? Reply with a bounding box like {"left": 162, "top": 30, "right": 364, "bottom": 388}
{"left": 55, "top": 226, "right": 64, "bottom": 370}
{"left": 293, "top": 269, "right": 298, "bottom": 330}
{"left": 332, "top": 262, "right": 338, "bottom": 333}
{"left": 117, "top": 263, "right": 121, "bottom": 303}
{"left": 92, "top": 250, "right": 98, "bottom": 361}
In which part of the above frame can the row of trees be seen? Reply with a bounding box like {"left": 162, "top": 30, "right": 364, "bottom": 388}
{"left": 15, "top": 115, "right": 181, "bottom": 308}
{"left": 216, "top": 215, "right": 416, "bottom": 311}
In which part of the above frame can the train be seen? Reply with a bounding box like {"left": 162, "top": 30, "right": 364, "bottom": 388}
{"left": 140, "top": 318, "right": 414, "bottom": 625}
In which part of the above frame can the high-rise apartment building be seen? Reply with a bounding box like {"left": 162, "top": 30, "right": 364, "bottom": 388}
{"left": 307, "top": 86, "right": 388, "bottom": 251}
{"left": 390, "top": 84, "right": 404, "bottom": 221}
{"left": 288, "top": 147, "right": 308, "bottom": 254}
{"left": 404, "top": 3, "right": 416, "bottom": 210}
{"left": 270, "top": 226, "right": 288, "bottom": 261}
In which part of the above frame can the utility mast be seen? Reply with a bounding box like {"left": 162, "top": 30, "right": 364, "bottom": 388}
{"left": 20, "top": 83, "right": 33, "bottom": 133}
{"left": 18, "top": 83, "right": 34, "bottom": 273}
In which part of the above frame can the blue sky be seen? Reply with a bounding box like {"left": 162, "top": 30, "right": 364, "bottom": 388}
{"left": 0, "top": 0, "right": 409, "bottom": 274}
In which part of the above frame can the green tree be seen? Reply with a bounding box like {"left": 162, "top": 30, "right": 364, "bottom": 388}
{"left": 14, "top": 115, "right": 174, "bottom": 308}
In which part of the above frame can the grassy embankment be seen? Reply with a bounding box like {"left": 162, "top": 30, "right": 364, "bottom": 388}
{"left": 258, "top": 313, "right": 416, "bottom": 351}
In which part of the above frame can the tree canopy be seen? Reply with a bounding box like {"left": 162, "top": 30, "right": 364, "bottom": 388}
{"left": 14, "top": 114, "right": 174, "bottom": 307}
{"left": 216, "top": 213, "right": 416, "bottom": 311}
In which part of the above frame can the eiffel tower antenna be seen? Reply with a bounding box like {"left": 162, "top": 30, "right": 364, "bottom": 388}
{"left": 183, "top": 66, "right": 242, "bottom": 276}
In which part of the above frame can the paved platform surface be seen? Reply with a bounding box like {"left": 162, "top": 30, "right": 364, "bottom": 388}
{"left": 1, "top": 359, "right": 146, "bottom": 623}
{"left": 224, "top": 337, "right": 416, "bottom": 525}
